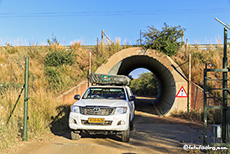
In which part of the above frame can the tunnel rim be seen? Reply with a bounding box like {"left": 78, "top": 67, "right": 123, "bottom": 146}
{"left": 107, "top": 55, "right": 176, "bottom": 115}
{"left": 95, "top": 47, "right": 187, "bottom": 116}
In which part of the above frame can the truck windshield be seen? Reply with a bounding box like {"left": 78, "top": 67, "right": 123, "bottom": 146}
{"left": 82, "top": 87, "right": 126, "bottom": 100}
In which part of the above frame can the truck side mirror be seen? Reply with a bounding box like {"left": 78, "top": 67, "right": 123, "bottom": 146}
{"left": 130, "top": 96, "right": 136, "bottom": 101}
{"left": 74, "top": 95, "right": 81, "bottom": 100}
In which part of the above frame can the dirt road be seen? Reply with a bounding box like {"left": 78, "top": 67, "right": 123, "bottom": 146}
{"left": 12, "top": 98, "right": 203, "bottom": 154}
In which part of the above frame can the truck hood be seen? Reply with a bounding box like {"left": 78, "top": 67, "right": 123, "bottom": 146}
{"left": 72, "top": 99, "right": 127, "bottom": 107}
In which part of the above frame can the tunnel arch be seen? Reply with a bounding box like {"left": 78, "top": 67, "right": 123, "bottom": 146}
{"left": 96, "top": 47, "right": 187, "bottom": 116}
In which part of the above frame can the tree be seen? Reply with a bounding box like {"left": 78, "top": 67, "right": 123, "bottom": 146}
{"left": 129, "top": 72, "right": 158, "bottom": 96}
{"left": 141, "top": 23, "right": 184, "bottom": 56}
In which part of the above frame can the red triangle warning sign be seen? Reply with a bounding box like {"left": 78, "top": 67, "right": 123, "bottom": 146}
{"left": 176, "top": 86, "right": 188, "bottom": 98}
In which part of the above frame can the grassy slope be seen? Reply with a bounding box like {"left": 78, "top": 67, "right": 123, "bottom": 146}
{"left": 171, "top": 44, "right": 230, "bottom": 122}
{"left": 0, "top": 41, "right": 126, "bottom": 152}
{"left": 0, "top": 42, "right": 228, "bottom": 152}
{"left": 172, "top": 45, "right": 228, "bottom": 93}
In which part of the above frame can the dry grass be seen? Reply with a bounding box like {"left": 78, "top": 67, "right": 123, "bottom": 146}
{"left": 171, "top": 44, "right": 230, "bottom": 127}
{"left": 170, "top": 110, "right": 202, "bottom": 122}
{"left": 1, "top": 38, "right": 229, "bottom": 153}
{"left": 1, "top": 39, "right": 228, "bottom": 152}
{"left": 173, "top": 43, "right": 230, "bottom": 92}
{"left": 0, "top": 88, "right": 62, "bottom": 150}
{"left": 0, "top": 39, "right": 125, "bottom": 152}
{"left": 0, "top": 45, "right": 61, "bottom": 151}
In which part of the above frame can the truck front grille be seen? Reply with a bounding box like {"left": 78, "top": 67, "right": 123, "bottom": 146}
{"left": 80, "top": 106, "right": 115, "bottom": 116}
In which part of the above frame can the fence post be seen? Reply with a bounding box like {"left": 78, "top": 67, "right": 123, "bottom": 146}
{"left": 23, "top": 57, "right": 29, "bottom": 141}
{"left": 187, "top": 52, "right": 191, "bottom": 112}
{"left": 101, "top": 30, "right": 104, "bottom": 43}
{"left": 88, "top": 52, "right": 91, "bottom": 87}
{"left": 222, "top": 27, "right": 228, "bottom": 143}
{"left": 203, "top": 63, "right": 208, "bottom": 145}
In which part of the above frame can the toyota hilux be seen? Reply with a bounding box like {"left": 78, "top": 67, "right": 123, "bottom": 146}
{"left": 69, "top": 74, "right": 135, "bottom": 142}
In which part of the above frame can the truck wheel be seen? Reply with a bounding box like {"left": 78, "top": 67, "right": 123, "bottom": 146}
{"left": 121, "top": 126, "right": 130, "bottom": 142}
{"left": 130, "top": 121, "right": 134, "bottom": 131}
{"left": 71, "top": 131, "right": 81, "bottom": 140}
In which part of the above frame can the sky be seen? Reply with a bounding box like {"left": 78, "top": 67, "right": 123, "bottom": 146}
{"left": 130, "top": 68, "right": 150, "bottom": 79}
{"left": 0, "top": 0, "right": 229, "bottom": 46}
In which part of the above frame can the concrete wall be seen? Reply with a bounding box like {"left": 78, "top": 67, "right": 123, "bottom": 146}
{"left": 96, "top": 47, "right": 188, "bottom": 115}
{"left": 56, "top": 79, "right": 88, "bottom": 105}
{"left": 56, "top": 47, "right": 207, "bottom": 114}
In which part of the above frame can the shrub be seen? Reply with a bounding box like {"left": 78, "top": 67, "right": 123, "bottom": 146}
{"left": 44, "top": 67, "right": 66, "bottom": 91}
{"left": 45, "top": 49, "right": 75, "bottom": 67}
{"left": 130, "top": 72, "right": 158, "bottom": 96}
{"left": 141, "top": 23, "right": 184, "bottom": 56}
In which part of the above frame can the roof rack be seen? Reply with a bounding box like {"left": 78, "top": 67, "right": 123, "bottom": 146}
{"left": 89, "top": 73, "right": 131, "bottom": 86}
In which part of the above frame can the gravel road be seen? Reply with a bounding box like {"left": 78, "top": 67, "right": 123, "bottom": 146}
{"left": 11, "top": 98, "right": 203, "bottom": 154}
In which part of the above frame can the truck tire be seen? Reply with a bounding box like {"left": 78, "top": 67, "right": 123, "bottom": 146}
{"left": 121, "top": 126, "right": 130, "bottom": 142}
{"left": 130, "top": 121, "right": 134, "bottom": 131}
{"left": 71, "top": 131, "right": 81, "bottom": 140}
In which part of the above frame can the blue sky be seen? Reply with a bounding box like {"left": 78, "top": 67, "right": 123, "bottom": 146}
{"left": 0, "top": 0, "right": 229, "bottom": 46}
{"left": 130, "top": 68, "right": 150, "bottom": 79}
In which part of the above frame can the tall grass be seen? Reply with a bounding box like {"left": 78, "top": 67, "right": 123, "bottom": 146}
{"left": 0, "top": 44, "right": 62, "bottom": 152}
{"left": 173, "top": 43, "right": 230, "bottom": 95}
{"left": 0, "top": 38, "right": 125, "bottom": 152}
{"left": 0, "top": 88, "right": 62, "bottom": 150}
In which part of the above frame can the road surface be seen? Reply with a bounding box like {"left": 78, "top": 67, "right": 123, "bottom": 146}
{"left": 11, "top": 98, "right": 203, "bottom": 154}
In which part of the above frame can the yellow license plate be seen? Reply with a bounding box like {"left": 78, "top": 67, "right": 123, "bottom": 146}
{"left": 88, "top": 118, "right": 105, "bottom": 123}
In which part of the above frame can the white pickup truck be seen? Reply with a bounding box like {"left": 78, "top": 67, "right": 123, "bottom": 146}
{"left": 69, "top": 80, "right": 135, "bottom": 142}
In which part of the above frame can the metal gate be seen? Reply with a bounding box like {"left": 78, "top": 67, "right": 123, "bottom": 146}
{"left": 203, "top": 18, "right": 230, "bottom": 146}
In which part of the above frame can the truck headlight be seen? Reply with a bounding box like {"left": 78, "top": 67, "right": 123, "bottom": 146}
{"left": 71, "top": 105, "right": 80, "bottom": 113}
{"left": 115, "top": 107, "right": 127, "bottom": 114}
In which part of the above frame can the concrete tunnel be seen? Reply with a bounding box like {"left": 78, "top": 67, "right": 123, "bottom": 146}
{"left": 95, "top": 47, "right": 188, "bottom": 116}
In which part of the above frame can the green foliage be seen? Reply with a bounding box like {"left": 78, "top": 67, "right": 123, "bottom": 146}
{"left": 45, "top": 67, "right": 61, "bottom": 89}
{"left": 45, "top": 49, "right": 75, "bottom": 67}
{"left": 5, "top": 43, "right": 18, "bottom": 54}
{"left": 44, "top": 42, "right": 78, "bottom": 92}
{"left": 129, "top": 72, "right": 158, "bottom": 96}
{"left": 44, "top": 66, "right": 71, "bottom": 92}
{"left": 192, "top": 52, "right": 210, "bottom": 64}
{"left": 141, "top": 23, "right": 184, "bottom": 56}
{"left": 0, "top": 82, "right": 22, "bottom": 95}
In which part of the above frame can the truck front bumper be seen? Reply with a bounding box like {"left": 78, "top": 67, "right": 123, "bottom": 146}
{"left": 69, "top": 112, "right": 129, "bottom": 132}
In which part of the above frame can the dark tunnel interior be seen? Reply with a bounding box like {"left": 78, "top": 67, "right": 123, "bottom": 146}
{"left": 109, "top": 55, "right": 176, "bottom": 115}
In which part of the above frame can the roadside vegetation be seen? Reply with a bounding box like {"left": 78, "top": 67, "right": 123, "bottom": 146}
{"left": 140, "top": 22, "right": 184, "bottom": 56}
{"left": 129, "top": 72, "right": 158, "bottom": 97}
{"left": 0, "top": 37, "right": 125, "bottom": 152}
{"left": 141, "top": 23, "right": 230, "bottom": 98}
{"left": 172, "top": 43, "right": 226, "bottom": 93}
{"left": 137, "top": 23, "right": 230, "bottom": 123}
{"left": 170, "top": 110, "right": 202, "bottom": 122}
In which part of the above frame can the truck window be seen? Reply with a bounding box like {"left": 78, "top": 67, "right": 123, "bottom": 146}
{"left": 82, "top": 87, "right": 126, "bottom": 100}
